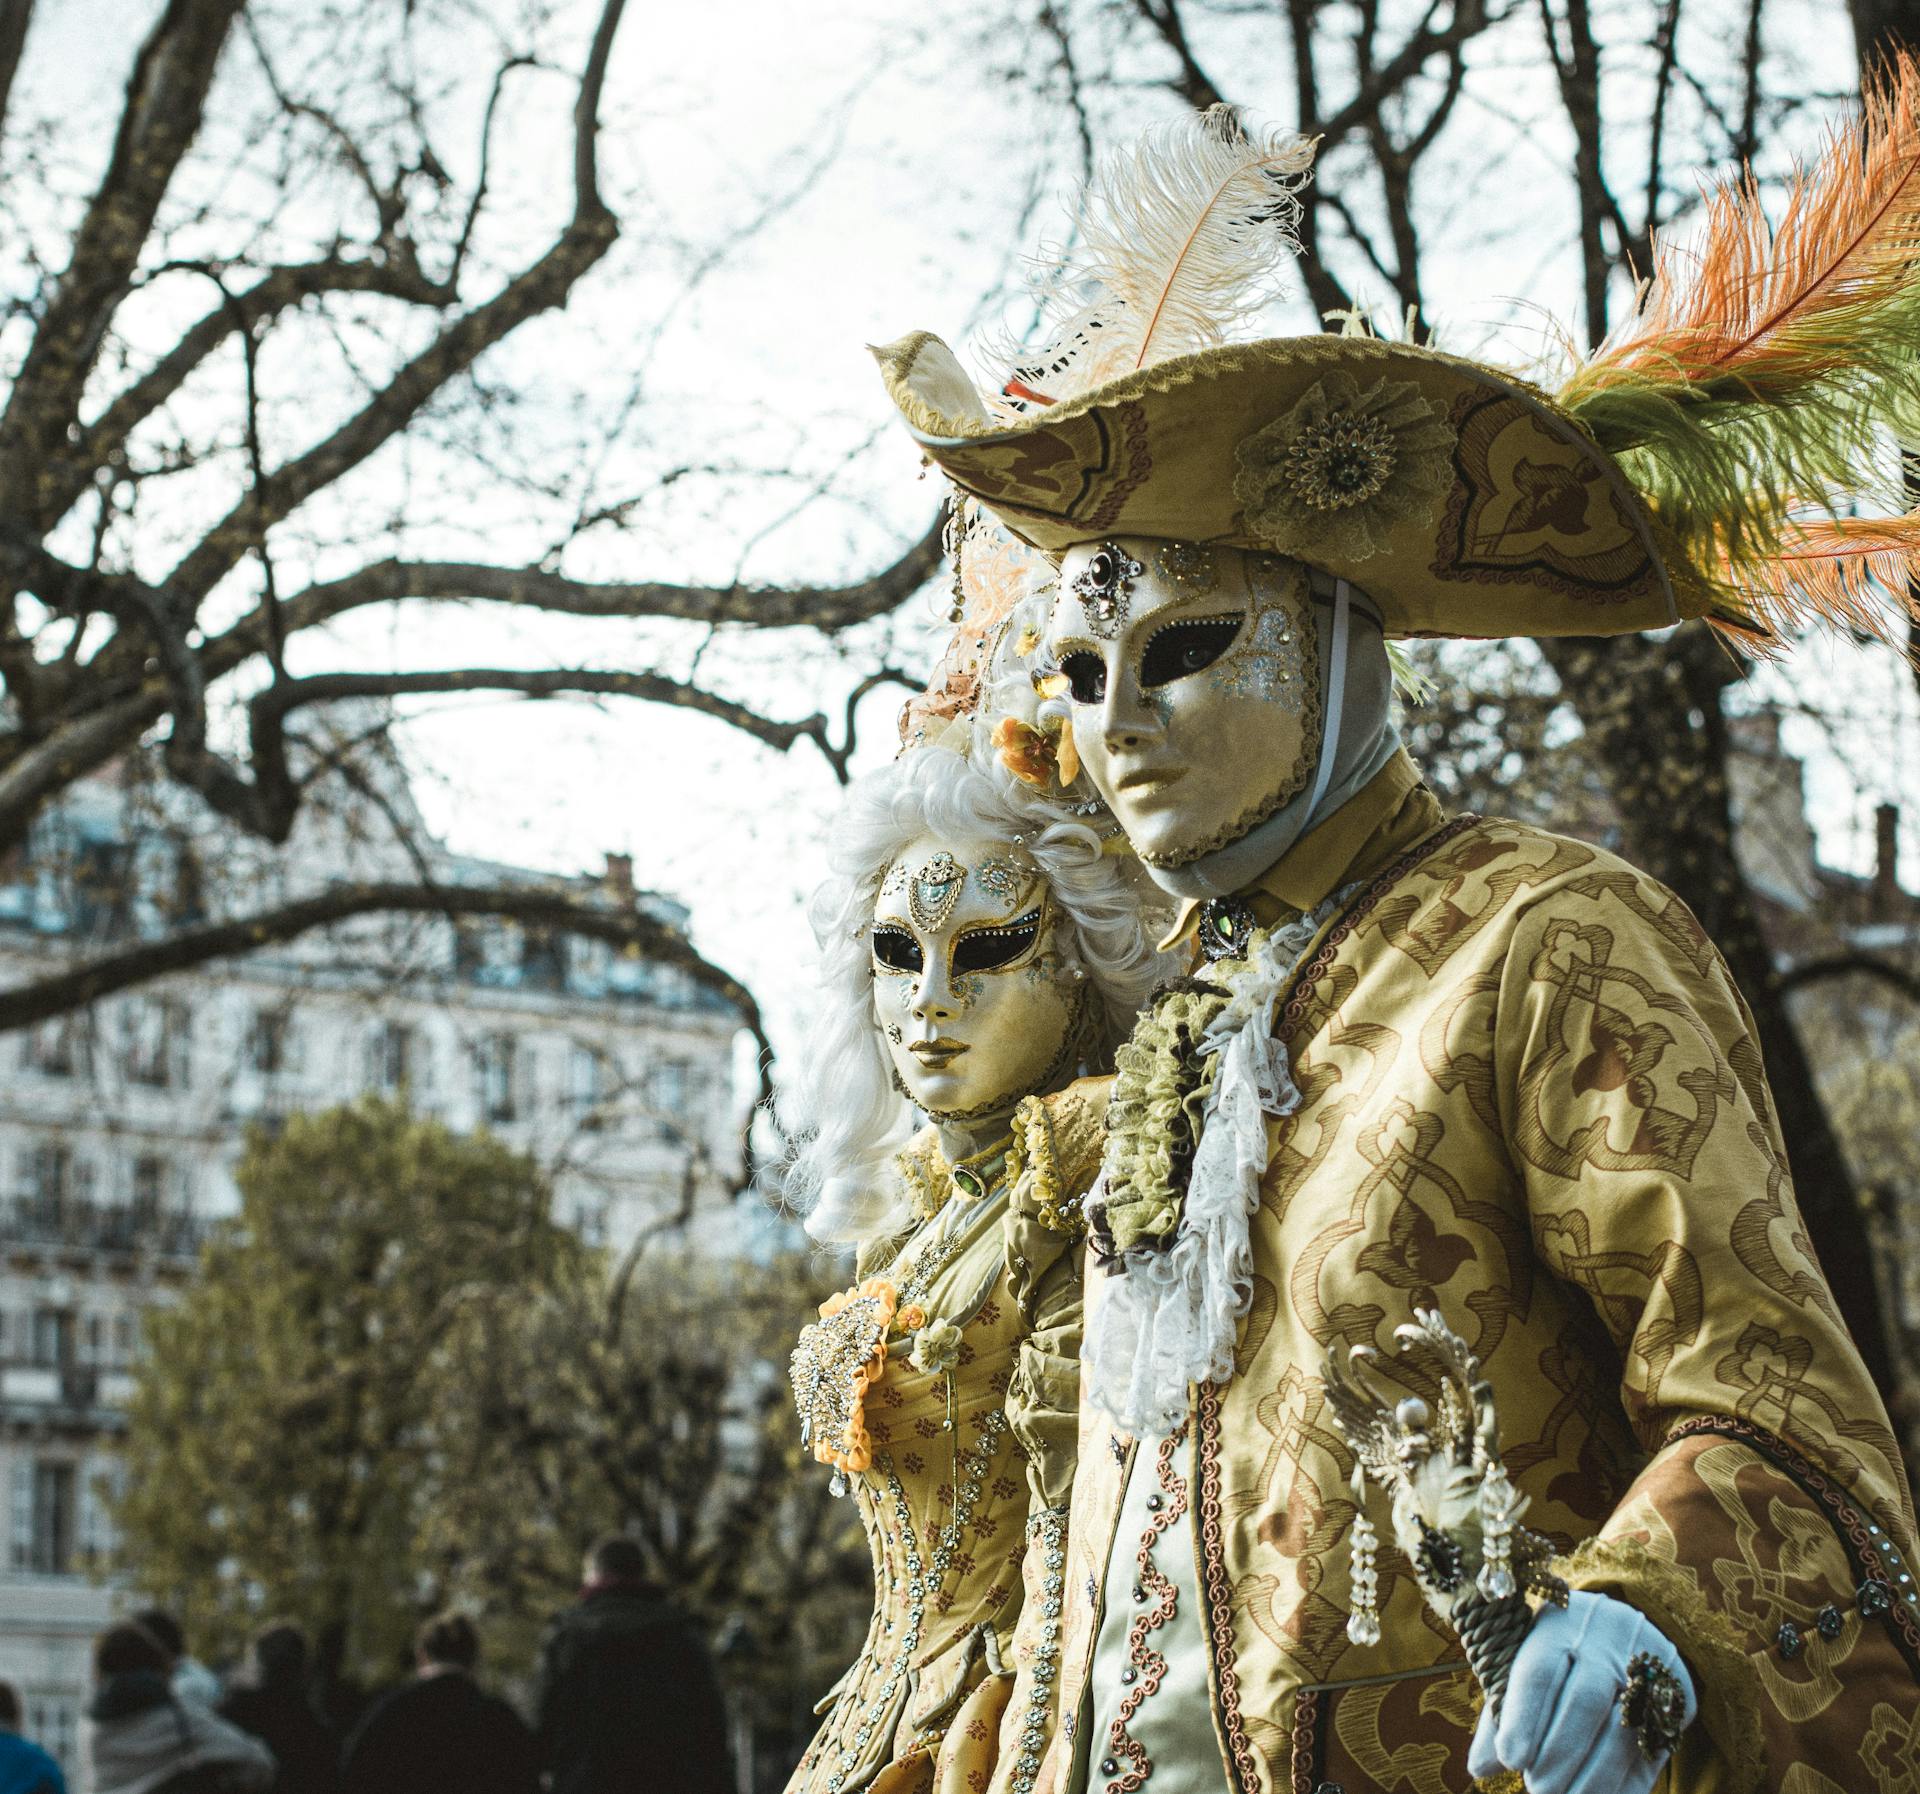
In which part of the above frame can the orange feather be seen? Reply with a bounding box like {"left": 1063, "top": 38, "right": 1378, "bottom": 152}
{"left": 1709, "top": 511, "right": 1920, "bottom": 656}
{"left": 1567, "top": 51, "right": 1920, "bottom": 402}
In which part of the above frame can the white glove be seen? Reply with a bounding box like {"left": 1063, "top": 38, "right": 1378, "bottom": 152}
{"left": 1467, "top": 1591, "right": 1696, "bottom": 1794}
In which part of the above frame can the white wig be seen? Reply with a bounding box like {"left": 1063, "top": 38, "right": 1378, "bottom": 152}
{"left": 780, "top": 730, "right": 1165, "bottom": 1246}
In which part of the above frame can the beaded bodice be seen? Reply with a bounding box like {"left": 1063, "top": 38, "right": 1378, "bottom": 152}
{"left": 787, "top": 1146, "right": 1034, "bottom": 1794}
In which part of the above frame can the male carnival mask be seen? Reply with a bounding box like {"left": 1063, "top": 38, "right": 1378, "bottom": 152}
{"left": 870, "top": 833, "right": 1085, "bottom": 1121}
{"left": 1045, "top": 537, "right": 1323, "bottom": 870}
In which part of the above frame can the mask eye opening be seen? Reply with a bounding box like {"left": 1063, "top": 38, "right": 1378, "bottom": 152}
{"left": 1138, "top": 613, "right": 1246, "bottom": 689}
{"left": 1056, "top": 650, "right": 1107, "bottom": 706}
{"left": 871, "top": 925, "right": 923, "bottom": 973}
{"left": 949, "top": 908, "right": 1044, "bottom": 974}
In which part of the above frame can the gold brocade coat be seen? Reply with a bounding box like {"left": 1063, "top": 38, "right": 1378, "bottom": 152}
{"left": 787, "top": 1082, "right": 1105, "bottom": 1794}
{"left": 1031, "top": 803, "right": 1920, "bottom": 1794}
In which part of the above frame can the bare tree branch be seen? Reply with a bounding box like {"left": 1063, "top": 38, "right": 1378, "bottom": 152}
{"left": 250, "top": 667, "right": 835, "bottom": 763}
{"left": 0, "top": 0, "right": 248, "bottom": 525}
{"left": 164, "top": 0, "right": 627, "bottom": 605}
{"left": 229, "top": 511, "right": 947, "bottom": 659}
{"left": 42, "top": 255, "right": 457, "bottom": 532}
{"left": 0, "top": 0, "right": 35, "bottom": 147}
{"left": 1778, "top": 953, "right": 1920, "bottom": 1008}
{"left": 0, "top": 878, "right": 767, "bottom": 1049}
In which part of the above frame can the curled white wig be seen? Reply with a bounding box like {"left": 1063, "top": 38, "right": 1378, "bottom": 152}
{"left": 780, "top": 731, "right": 1166, "bottom": 1246}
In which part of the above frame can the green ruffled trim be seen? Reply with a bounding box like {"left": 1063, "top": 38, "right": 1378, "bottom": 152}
{"left": 1559, "top": 1536, "right": 1766, "bottom": 1794}
{"left": 1099, "top": 982, "right": 1229, "bottom": 1256}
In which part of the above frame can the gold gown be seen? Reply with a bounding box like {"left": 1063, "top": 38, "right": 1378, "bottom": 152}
{"left": 786, "top": 1083, "right": 1103, "bottom": 1794}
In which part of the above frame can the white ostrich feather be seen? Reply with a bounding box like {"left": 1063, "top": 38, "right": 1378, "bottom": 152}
{"left": 989, "top": 106, "right": 1317, "bottom": 417}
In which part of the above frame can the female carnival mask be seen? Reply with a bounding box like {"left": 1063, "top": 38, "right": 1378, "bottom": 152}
{"left": 871, "top": 830, "right": 1086, "bottom": 1123}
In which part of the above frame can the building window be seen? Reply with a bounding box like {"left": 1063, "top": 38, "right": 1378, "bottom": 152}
{"left": 369, "top": 1021, "right": 417, "bottom": 1095}
{"left": 567, "top": 1043, "right": 606, "bottom": 1121}
{"left": 246, "top": 1006, "right": 295, "bottom": 1076}
{"left": 10, "top": 1460, "right": 77, "bottom": 1574}
{"left": 22, "top": 1012, "right": 92, "bottom": 1078}
{"left": 31, "top": 1309, "right": 74, "bottom": 1371}
{"left": 647, "top": 1057, "right": 691, "bottom": 1119}
{"left": 521, "top": 927, "right": 567, "bottom": 990}
{"left": 24, "top": 1693, "right": 76, "bottom": 1776}
{"left": 124, "top": 996, "right": 190, "bottom": 1088}
{"left": 475, "top": 1034, "right": 519, "bottom": 1124}
{"left": 78, "top": 1458, "right": 119, "bottom": 1566}
{"left": 114, "top": 1316, "right": 135, "bottom": 1362}
{"left": 130, "top": 1154, "right": 166, "bottom": 1229}
{"left": 20, "top": 1142, "right": 71, "bottom": 1233}
{"left": 570, "top": 1199, "right": 608, "bottom": 1246}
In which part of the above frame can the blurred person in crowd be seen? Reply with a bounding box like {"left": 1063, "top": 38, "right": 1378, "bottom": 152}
{"left": 217, "top": 1626, "right": 336, "bottom": 1794}
{"left": 130, "top": 1612, "right": 223, "bottom": 1709}
{"left": 533, "top": 1535, "right": 728, "bottom": 1794}
{"left": 337, "top": 1613, "right": 535, "bottom": 1794}
{"left": 85, "top": 1622, "right": 273, "bottom": 1794}
{"left": 0, "top": 1681, "right": 64, "bottom": 1794}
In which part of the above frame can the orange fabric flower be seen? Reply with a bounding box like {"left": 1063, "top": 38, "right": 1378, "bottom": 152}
{"left": 897, "top": 1303, "right": 928, "bottom": 1333}
{"left": 992, "top": 716, "right": 1056, "bottom": 788}
{"left": 1055, "top": 722, "right": 1081, "bottom": 787}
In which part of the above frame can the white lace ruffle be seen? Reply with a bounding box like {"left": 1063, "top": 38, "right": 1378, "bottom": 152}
{"left": 1085, "top": 889, "right": 1354, "bottom": 1438}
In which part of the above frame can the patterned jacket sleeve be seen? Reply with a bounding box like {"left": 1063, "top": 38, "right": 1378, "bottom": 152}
{"left": 1492, "top": 865, "right": 1920, "bottom": 1792}
{"left": 987, "top": 1082, "right": 1104, "bottom": 1794}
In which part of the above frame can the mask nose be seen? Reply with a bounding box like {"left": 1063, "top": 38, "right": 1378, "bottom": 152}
{"left": 911, "top": 958, "right": 960, "bottom": 1025}
{"left": 1101, "top": 674, "right": 1166, "bottom": 753}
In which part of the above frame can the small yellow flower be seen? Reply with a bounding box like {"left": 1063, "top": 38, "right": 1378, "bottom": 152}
{"left": 909, "top": 1317, "right": 963, "bottom": 1376}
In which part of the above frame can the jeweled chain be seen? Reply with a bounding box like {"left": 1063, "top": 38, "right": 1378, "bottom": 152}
{"left": 820, "top": 1410, "right": 1009, "bottom": 1794}
{"left": 1006, "top": 1503, "right": 1067, "bottom": 1794}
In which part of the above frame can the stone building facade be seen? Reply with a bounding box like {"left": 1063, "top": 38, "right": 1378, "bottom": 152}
{"left": 0, "top": 765, "right": 746, "bottom": 1786}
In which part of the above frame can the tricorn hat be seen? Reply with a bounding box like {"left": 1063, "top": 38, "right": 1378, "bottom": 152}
{"left": 877, "top": 82, "right": 1920, "bottom": 658}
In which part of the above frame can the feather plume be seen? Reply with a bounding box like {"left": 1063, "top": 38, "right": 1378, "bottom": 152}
{"left": 987, "top": 107, "right": 1316, "bottom": 417}
{"left": 1557, "top": 53, "right": 1920, "bottom": 651}
{"left": 1710, "top": 511, "right": 1920, "bottom": 653}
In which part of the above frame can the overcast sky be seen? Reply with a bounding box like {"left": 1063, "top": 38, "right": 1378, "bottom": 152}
{"left": 11, "top": 0, "right": 1914, "bottom": 1069}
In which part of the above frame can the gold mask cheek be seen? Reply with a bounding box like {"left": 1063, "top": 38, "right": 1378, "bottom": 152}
{"left": 872, "top": 967, "right": 915, "bottom": 1062}
{"left": 942, "top": 953, "right": 1077, "bottom": 1110}
{"left": 1131, "top": 558, "right": 1322, "bottom": 869}
{"left": 1069, "top": 705, "right": 1121, "bottom": 809}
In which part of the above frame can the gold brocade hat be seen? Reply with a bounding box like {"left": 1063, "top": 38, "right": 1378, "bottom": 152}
{"left": 877, "top": 80, "right": 1920, "bottom": 657}
{"left": 875, "top": 327, "right": 1678, "bottom": 642}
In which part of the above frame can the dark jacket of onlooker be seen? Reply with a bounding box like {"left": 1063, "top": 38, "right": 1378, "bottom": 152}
{"left": 217, "top": 1681, "right": 335, "bottom": 1794}
{"left": 336, "top": 1671, "right": 536, "bottom": 1794}
{"left": 533, "top": 1579, "right": 730, "bottom": 1794}
{"left": 85, "top": 1670, "right": 274, "bottom": 1794}
{"left": 0, "top": 1728, "right": 65, "bottom": 1794}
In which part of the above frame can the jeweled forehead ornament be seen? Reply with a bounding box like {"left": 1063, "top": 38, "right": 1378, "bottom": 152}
{"left": 1070, "top": 541, "right": 1144, "bottom": 640}
{"left": 907, "top": 851, "right": 964, "bottom": 932}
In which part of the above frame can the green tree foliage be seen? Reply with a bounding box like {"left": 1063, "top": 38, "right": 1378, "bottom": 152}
{"left": 421, "top": 1241, "right": 871, "bottom": 1752}
{"left": 115, "top": 1098, "right": 576, "bottom": 1685}
{"left": 114, "top": 1094, "right": 870, "bottom": 1758}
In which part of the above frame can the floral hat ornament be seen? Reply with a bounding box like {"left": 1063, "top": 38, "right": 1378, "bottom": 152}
{"left": 895, "top": 496, "right": 1056, "bottom": 754}
{"left": 874, "top": 73, "right": 1920, "bottom": 657}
